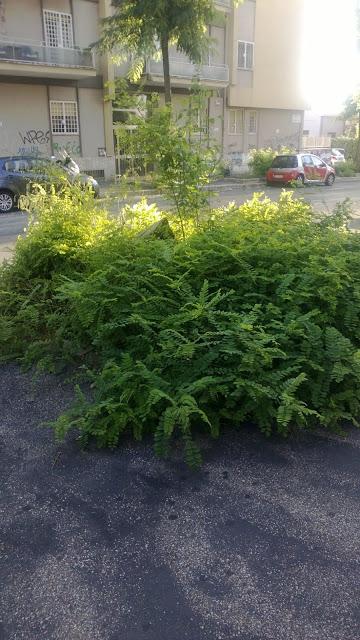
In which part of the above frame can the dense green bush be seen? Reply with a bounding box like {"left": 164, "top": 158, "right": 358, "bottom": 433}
{"left": 1, "top": 187, "right": 360, "bottom": 466}
{"left": 332, "top": 137, "right": 358, "bottom": 166}
{"left": 248, "top": 147, "right": 292, "bottom": 177}
{"left": 335, "top": 160, "right": 357, "bottom": 177}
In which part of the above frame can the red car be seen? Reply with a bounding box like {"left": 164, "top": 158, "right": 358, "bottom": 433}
{"left": 266, "top": 153, "right": 336, "bottom": 187}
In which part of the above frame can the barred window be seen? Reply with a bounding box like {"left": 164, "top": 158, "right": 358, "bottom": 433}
{"left": 228, "top": 109, "right": 244, "bottom": 135}
{"left": 238, "top": 41, "right": 254, "bottom": 70}
{"left": 50, "top": 101, "right": 79, "bottom": 135}
{"left": 248, "top": 110, "right": 257, "bottom": 134}
{"left": 44, "top": 10, "right": 74, "bottom": 48}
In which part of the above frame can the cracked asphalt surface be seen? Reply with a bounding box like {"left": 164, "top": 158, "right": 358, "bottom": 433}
{"left": 1, "top": 364, "right": 360, "bottom": 640}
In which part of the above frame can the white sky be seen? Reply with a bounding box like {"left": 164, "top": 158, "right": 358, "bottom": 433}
{"left": 301, "top": 0, "right": 359, "bottom": 113}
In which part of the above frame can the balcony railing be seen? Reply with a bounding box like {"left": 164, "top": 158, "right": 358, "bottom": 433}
{"left": 0, "top": 39, "right": 94, "bottom": 69}
{"left": 147, "top": 58, "right": 229, "bottom": 83}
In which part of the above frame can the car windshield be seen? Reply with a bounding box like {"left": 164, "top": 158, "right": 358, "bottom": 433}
{"left": 271, "top": 156, "right": 298, "bottom": 169}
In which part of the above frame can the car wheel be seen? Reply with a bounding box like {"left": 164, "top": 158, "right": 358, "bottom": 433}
{"left": 0, "top": 190, "right": 15, "bottom": 213}
{"left": 325, "top": 173, "right": 335, "bottom": 187}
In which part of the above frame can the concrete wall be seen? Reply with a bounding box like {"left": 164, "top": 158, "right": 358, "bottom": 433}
{"left": 223, "top": 107, "right": 303, "bottom": 173}
{"left": 1, "top": 0, "right": 97, "bottom": 48}
{"left": 78, "top": 87, "right": 106, "bottom": 157}
{"left": 0, "top": 84, "right": 51, "bottom": 156}
{"left": 257, "top": 109, "right": 303, "bottom": 150}
{"left": 42, "top": 0, "right": 71, "bottom": 14}
{"left": 0, "top": 82, "right": 113, "bottom": 178}
{"left": 228, "top": 0, "right": 307, "bottom": 111}
{"left": 1, "top": 0, "right": 43, "bottom": 41}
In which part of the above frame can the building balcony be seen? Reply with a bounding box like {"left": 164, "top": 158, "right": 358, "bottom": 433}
{"left": 146, "top": 58, "right": 229, "bottom": 86}
{"left": 0, "top": 39, "right": 96, "bottom": 79}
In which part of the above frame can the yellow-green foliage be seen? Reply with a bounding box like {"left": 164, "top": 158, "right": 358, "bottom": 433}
{"left": 335, "top": 161, "right": 356, "bottom": 177}
{"left": 1, "top": 188, "right": 360, "bottom": 466}
{"left": 249, "top": 147, "right": 292, "bottom": 177}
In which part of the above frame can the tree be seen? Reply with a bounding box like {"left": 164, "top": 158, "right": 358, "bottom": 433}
{"left": 341, "top": 94, "right": 360, "bottom": 169}
{"left": 342, "top": 95, "right": 360, "bottom": 134}
{"left": 96, "top": 0, "right": 217, "bottom": 104}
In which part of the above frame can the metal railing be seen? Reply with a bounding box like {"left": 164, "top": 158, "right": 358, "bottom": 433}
{"left": 147, "top": 58, "right": 229, "bottom": 83}
{"left": 0, "top": 40, "right": 94, "bottom": 69}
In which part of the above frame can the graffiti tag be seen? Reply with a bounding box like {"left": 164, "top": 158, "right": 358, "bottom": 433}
{"left": 18, "top": 129, "right": 50, "bottom": 146}
{"left": 53, "top": 141, "right": 81, "bottom": 156}
{"left": 17, "top": 146, "right": 43, "bottom": 157}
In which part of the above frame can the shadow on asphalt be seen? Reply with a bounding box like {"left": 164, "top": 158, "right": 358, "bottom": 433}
{"left": 1, "top": 364, "right": 360, "bottom": 640}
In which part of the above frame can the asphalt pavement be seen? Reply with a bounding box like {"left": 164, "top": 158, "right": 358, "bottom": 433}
{"left": 1, "top": 179, "right": 360, "bottom": 639}
{"left": 0, "top": 364, "right": 360, "bottom": 640}
{"left": 1, "top": 178, "right": 360, "bottom": 262}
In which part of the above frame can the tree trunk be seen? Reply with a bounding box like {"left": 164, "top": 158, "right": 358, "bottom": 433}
{"left": 160, "top": 34, "right": 171, "bottom": 105}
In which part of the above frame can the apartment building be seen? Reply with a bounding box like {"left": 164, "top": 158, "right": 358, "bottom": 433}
{"left": 109, "top": 0, "right": 308, "bottom": 173}
{"left": 0, "top": 0, "right": 307, "bottom": 177}
{"left": 0, "top": 0, "right": 113, "bottom": 178}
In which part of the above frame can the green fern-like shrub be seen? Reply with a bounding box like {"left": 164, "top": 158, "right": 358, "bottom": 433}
{"left": 1, "top": 187, "right": 360, "bottom": 466}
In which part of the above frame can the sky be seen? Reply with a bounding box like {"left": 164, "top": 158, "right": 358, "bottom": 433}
{"left": 302, "top": 0, "right": 359, "bottom": 114}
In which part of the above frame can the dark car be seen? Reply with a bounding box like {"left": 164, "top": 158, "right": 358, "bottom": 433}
{"left": 0, "top": 156, "right": 100, "bottom": 213}
{"left": 266, "top": 153, "right": 336, "bottom": 187}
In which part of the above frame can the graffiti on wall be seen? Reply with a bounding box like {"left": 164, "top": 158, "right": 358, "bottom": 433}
{"left": 0, "top": 120, "right": 81, "bottom": 157}
{"left": 16, "top": 129, "right": 50, "bottom": 156}
{"left": 16, "top": 130, "right": 81, "bottom": 157}
{"left": 53, "top": 141, "right": 81, "bottom": 156}
{"left": 18, "top": 129, "right": 50, "bottom": 146}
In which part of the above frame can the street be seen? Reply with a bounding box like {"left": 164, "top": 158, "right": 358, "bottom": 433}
{"left": 1, "top": 178, "right": 360, "bottom": 262}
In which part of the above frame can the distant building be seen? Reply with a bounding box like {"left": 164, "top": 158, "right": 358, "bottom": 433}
{"left": 303, "top": 111, "right": 345, "bottom": 149}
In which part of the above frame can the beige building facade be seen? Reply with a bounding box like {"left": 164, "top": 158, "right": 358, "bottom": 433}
{"left": 0, "top": 0, "right": 114, "bottom": 178}
{"left": 0, "top": 0, "right": 307, "bottom": 177}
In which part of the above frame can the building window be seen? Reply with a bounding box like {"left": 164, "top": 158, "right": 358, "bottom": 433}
{"left": 193, "top": 108, "right": 209, "bottom": 134}
{"left": 303, "top": 129, "right": 310, "bottom": 136}
{"left": 238, "top": 41, "right": 254, "bottom": 70}
{"left": 50, "top": 101, "right": 79, "bottom": 135}
{"left": 248, "top": 111, "right": 257, "bottom": 134}
{"left": 228, "top": 109, "right": 244, "bottom": 135}
{"left": 328, "top": 131, "right": 336, "bottom": 138}
{"left": 44, "top": 10, "right": 74, "bottom": 48}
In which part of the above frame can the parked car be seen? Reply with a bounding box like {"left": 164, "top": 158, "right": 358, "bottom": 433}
{"left": 320, "top": 148, "right": 345, "bottom": 167}
{"left": 0, "top": 156, "right": 100, "bottom": 213}
{"left": 333, "top": 147, "right": 346, "bottom": 159}
{"left": 266, "top": 154, "right": 336, "bottom": 187}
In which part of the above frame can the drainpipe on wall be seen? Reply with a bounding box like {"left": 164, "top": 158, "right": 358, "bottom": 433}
{"left": 76, "top": 85, "right": 83, "bottom": 157}
{"left": 46, "top": 85, "right": 54, "bottom": 156}
{"left": 99, "top": 0, "right": 115, "bottom": 159}
{"left": 40, "top": 0, "right": 45, "bottom": 41}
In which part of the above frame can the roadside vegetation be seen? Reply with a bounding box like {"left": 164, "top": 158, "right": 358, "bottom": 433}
{"left": 2, "top": 95, "right": 360, "bottom": 466}
{"left": 248, "top": 147, "right": 293, "bottom": 178}
{"left": 1, "top": 168, "right": 360, "bottom": 466}
{"left": 335, "top": 160, "right": 357, "bottom": 177}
